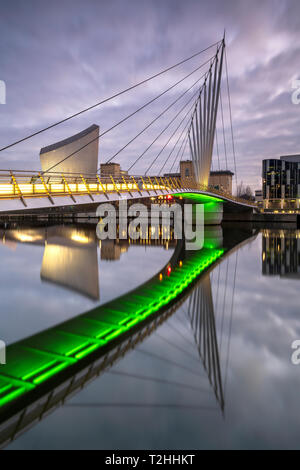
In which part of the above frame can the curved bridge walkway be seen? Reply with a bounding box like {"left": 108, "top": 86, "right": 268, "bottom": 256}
{"left": 0, "top": 172, "right": 255, "bottom": 214}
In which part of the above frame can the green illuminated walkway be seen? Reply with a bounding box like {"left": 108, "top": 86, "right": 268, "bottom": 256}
{"left": 174, "top": 192, "right": 223, "bottom": 203}
{"left": 0, "top": 245, "right": 224, "bottom": 411}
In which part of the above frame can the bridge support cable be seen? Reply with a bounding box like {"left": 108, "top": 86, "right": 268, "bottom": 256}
{"left": 0, "top": 40, "right": 222, "bottom": 154}
{"left": 145, "top": 96, "right": 200, "bottom": 175}
{"left": 102, "top": 63, "right": 214, "bottom": 168}
{"left": 219, "top": 258, "right": 230, "bottom": 353}
{"left": 168, "top": 129, "right": 189, "bottom": 174}
{"left": 144, "top": 96, "right": 199, "bottom": 175}
{"left": 225, "top": 47, "right": 238, "bottom": 190}
{"left": 187, "top": 275, "right": 225, "bottom": 411}
{"left": 105, "top": 369, "right": 208, "bottom": 394}
{"left": 158, "top": 122, "right": 190, "bottom": 175}
{"left": 219, "top": 88, "right": 228, "bottom": 170}
{"left": 43, "top": 56, "right": 216, "bottom": 176}
{"left": 143, "top": 54, "right": 224, "bottom": 176}
{"left": 215, "top": 127, "right": 221, "bottom": 171}
{"left": 188, "top": 40, "right": 225, "bottom": 186}
{"left": 224, "top": 251, "right": 238, "bottom": 400}
{"left": 128, "top": 86, "right": 201, "bottom": 174}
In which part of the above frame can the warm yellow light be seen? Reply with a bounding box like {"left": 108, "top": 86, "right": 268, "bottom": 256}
{"left": 70, "top": 233, "right": 90, "bottom": 244}
{"left": 14, "top": 233, "right": 41, "bottom": 242}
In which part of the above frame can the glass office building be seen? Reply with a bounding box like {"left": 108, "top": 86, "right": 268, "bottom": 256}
{"left": 262, "top": 155, "right": 300, "bottom": 211}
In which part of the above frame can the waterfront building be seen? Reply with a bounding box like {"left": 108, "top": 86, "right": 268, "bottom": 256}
{"left": 40, "top": 124, "right": 99, "bottom": 176}
{"left": 179, "top": 160, "right": 234, "bottom": 194}
{"left": 262, "top": 154, "right": 300, "bottom": 211}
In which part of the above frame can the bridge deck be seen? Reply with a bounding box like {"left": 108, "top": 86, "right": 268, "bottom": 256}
{"left": 0, "top": 172, "right": 256, "bottom": 212}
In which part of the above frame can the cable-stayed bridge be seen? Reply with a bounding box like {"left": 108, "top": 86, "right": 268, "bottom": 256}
{"left": 0, "top": 37, "right": 256, "bottom": 219}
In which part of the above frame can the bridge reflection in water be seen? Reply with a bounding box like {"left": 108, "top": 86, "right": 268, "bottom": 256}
{"left": 0, "top": 222, "right": 256, "bottom": 448}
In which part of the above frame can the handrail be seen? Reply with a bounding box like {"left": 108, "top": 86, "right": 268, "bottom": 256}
{"left": 0, "top": 171, "right": 257, "bottom": 207}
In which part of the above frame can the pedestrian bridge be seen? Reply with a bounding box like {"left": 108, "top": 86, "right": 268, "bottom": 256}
{"left": 0, "top": 171, "right": 255, "bottom": 214}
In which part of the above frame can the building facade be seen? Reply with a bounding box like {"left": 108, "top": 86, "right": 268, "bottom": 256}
{"left": 209, "top": 171, "right": 234, "bottom": 194}
{"left": 100, "top": 163, "right": 121, "bottom": 178}
{"left": 262, "top": 154, "right": 300, "bottom": 211}
{"left": 40, "top": 124, "right": 99, "bottom": 176}
{"left": 179, "top": 160, "right": 194, "bottom": 187}
{"left": 178, "top": 160, "right": 234, "bottom": 195}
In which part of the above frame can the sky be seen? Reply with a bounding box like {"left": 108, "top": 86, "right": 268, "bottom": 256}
{"left": 0, "top": 0, "right": 300, "bottom": 192}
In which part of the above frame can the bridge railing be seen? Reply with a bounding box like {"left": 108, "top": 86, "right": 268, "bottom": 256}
{"left": 0, "top": 170, "right": 256, "bottom": 207}
{"left": 0, "top": 170, "right": 180, "bottom": 205}
{"left": 181, "top": 177, "right": 257, "bottom": 207}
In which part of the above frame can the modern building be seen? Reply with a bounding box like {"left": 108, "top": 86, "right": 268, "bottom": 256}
{"left": 40, "top": 124, "right": 99, "bottom": 175}
{"left": 262, "top": 154, "right": 300, "bottom": 211}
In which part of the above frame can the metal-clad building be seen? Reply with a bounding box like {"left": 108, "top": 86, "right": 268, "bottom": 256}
{"left": 40, "top": 124, "right": 99, "bottom": 176}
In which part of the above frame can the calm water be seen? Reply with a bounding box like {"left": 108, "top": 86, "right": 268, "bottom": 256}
{"left": 1, "top": 222, "right": 300, "bottom": 450}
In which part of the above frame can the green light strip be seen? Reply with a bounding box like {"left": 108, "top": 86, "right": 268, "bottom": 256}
{"left": 0, "top": 246, "right": 224, "bottom": 409}
{"left": 173, "top": 192, "right": 223, "bottom": 203}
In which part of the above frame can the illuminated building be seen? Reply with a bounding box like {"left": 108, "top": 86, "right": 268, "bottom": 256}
{"left": 262, "top": 154, "right": 300, "bottom": 211}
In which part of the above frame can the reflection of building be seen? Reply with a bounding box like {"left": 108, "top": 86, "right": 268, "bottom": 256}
{"left": 41, "top": 242, "right": 100, "bottom": 299}
{"left": 0, "top": 225, "right": 100, "bottom": 300}
{"left": 262, "top": 154, "right": 300, "bottom": 211}
{"left": 101, "top": 240, "right": 122, "bottom": 260}
{"left": 262, "top": 229, "right": 300, "bottom": 278}
{"left": 40, "top": 124, "right": 99, "bottom": 175}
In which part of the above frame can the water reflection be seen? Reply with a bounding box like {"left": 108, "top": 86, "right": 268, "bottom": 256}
{"left": 262, "top": 229, "right": 300, "bottom": 278}
{"left": 187, "top": 274, "right": 225, "bottom": 411}
{"left": 0, "top": 223, "right": 177, "bottom": 300}
{"left": 0, "top": 221, "right": 256, "bottom": 448}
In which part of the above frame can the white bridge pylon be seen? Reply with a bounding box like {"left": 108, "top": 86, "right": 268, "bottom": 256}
{"left": 188, "top": 39, "right": 225, "bottom": 187}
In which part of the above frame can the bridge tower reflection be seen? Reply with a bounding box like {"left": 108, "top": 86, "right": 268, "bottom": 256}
{"left": 187, "top": 273, "right": 224, "bottom": 412}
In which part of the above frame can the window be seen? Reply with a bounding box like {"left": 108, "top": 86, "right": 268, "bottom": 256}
{"left": 185, "top": 168, "right": 189, "bottom": 177}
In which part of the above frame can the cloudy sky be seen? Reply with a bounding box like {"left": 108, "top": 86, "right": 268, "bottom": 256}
{"left": 0, "top": 0, "right": 299, "bottom": 192}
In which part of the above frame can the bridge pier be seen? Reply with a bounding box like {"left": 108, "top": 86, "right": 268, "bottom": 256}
{"left": 203, "top": 201, "right": 223, "bottom": 225}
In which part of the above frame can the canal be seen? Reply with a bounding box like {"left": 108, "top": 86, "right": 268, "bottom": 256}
{"left": 1, "top": 221, "right": 300, "bottom": 450}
